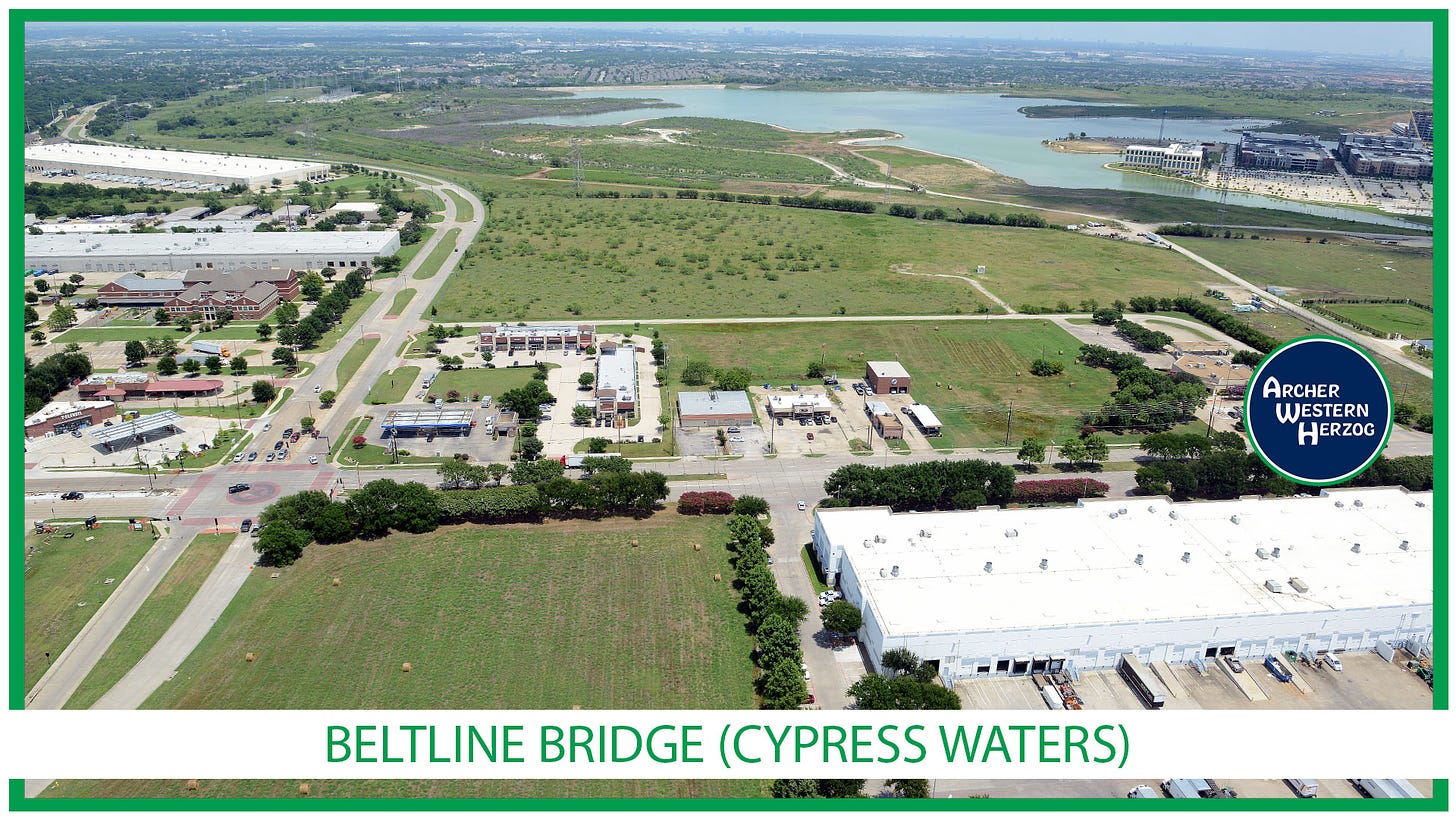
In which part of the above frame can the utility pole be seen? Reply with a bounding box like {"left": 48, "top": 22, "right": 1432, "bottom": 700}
{"left": 1005, "top": 402, "right": 1013, "bottom": 446}
{"left": 1206, "top": 390, "right": 1220, "bottom": 438}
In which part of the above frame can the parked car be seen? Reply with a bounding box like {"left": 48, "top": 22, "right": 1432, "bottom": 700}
{"left": 247, "top": 451, "right": 258, "bottom": 462}
{"left": 227, "top": 483, "right": 251, "bottom": 494}
{"left": 262, "top": 423, "right": 272, "bottom": 432}
{"left": 1323, "top": 654, "right": 1343, "bottom": 671}
{"left": 265, "top": 453, "right": 275, "bottom": 463}
{"left": 273, "top": 441, "right": 284, "bottom": 450}
{"left": 232, "top": 454, "right": 243, "bottom": 464}
{"left": 282, "top": 428, "right": 293, "bottom": 436}
{"left": 727, "top": 427, "right": 741, "bottom": 434}
{"left": 313, "top": 385, "right": 322, "bottom": 393}
{"left": 60, "top": 491, "right": 84, "bottom": 500}
{"left": 776, "top": 418, "right": 784, "bottom": 426}
{"left": 71, "top": 430, "right": 83, "bottom": 438}
{"left": 309, "top": 455, "right": 319, "bottom": 465}
{"left": 807, "top": 432, "right": 815, "bottom": 441}
{"left": 240, "top": 519, "right": 252, "bottom": 533}
{"left": 1224, "top": 656, "right": 1244, "bottom": 674}
{"left": 729, "top": 436, "right": 745, "bottom": 443}
{"left": 797, "top": 500, "right": 807, "bottom": 511}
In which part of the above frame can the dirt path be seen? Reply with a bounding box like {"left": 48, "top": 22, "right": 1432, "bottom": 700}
{"left": 891, "top": 264, "right": 1015, "bottom": 314}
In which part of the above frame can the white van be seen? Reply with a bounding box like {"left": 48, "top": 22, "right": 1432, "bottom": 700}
{"left": 1323, "top": 654, "right": 1343, "bottom": 671}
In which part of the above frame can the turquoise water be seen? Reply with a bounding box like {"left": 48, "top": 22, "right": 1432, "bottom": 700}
{"left": 520, "top": 87, "right": 1426, "bottom": 230}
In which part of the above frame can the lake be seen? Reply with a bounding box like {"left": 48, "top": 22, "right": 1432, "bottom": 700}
{"left": 520, "top": 87, "right": 1425, "bottom": 229}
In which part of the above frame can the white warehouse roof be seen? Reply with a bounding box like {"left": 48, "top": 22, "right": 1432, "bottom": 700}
{"left": 867, "top": 360, "right": 910, "bottom": 379}
{"left": 906, "top": 403, "right": 943, "bottom": 428}
{"left": 818, "top": 488, "right": 1432, "bottom": 638}
{"left": 26, "top": 231, "right": 400, "bottom": 259}
{"left": 24, "top": 143, "right": 327, "bottom": 183}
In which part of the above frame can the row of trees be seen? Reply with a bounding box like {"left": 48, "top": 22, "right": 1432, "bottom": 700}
{"left": 1077, "top": 344, "right": 1207, "bottom": 432}
{"left": 1126, "top": 295, "right": 1277, "bottom": 353}
{"left": 726, "top": 514, "right": 809, "bottom": 711}
{"left": 847, "top": 648, "right": 960, "bottom": 710}
{"left": 1113, "top": 319, "right": 1173, "bottom": 352}
{"left": 823, "top": 460, "right": 1016, "bottom": 512}
{"left": 678, "top": 359, "right": 753, "bottom": 392}
{"left": 256, "top": 481, "right": 442, "bottom": 565}
{"left": 1015, "top": 434, "right": 1112, "bottom": 469}
{"left": 270, "top": 269, "right": 369, "bottom": 351}
{"left": 24, "top": 351, "right": 93, "bottom": 415}
{"left": 1141, "top": 431, "right": 1244, "bottom": 461}
{"left": 1141, "top": 453, "right": 1431, "bottom": 501}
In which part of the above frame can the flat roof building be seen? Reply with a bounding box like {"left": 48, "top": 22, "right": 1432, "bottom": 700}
{"left": 1122, "top": 143, "right": 1205, "bottom": 174}
{"left": 905, "top": 403, "right": 943, "bottom": 436}
{"left": 23, "top": 143, "right": 329, "bottom": 190}
{"left": 678, "top": 391, "right": 755, "bottom": 428}
{"left": 766, "top": 392, "right": 833, "bottom": 417}
{"left": 478, "top": 323, "right": 595, "bottom": 351}
{"left": 380, "top": 408, "right": 476, "bottom": 437}
{"left": 1236, "top": 133, "right": 1335, "bottom": 174}
{"left": 25, "top": 231, "right": 400, "bottom": 275}
{"left": 594, "top": 344, "right": 639, "bottom": 419}
{"left": 812, "top": 488, "right": 1431, "bottom": 680}
{"left": 24, "top": 400, "right": 118, "bottom": 439}
{"left": 1336, "top": 134, "right": 1433, "bottom": 180}
{"left": 865, "top": 361, "right": 911, "bottom": 395}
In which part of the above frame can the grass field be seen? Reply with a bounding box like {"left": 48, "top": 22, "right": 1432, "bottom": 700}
{"left": 429, "top": 363, "right": 552, "bottom": 399}
{"left": 385, "top": 288, "right": 416, "bottom": 317}
{"left": 188, "top": 325, "right": 265, "bottom": 342}
{"left": 1175, "top": 237, "right": 1433, "bottom": 303}
{"left": 657, "top": 319, "right": 1120, "bottom": 447}
{"left": 412, "top": 227, "right": 461, "bottom": 280}
{"left": 1320, "top": 302, "right": 1434, "bottom": 339}
{"left": 445, "top": 189, "right": 474, "bottom": 223}
{"left": 54, "top": 327, "right": 182, "bottom": 344}
{"left": 23, "top": 523, "right": 156, "bottom": 691}
{"left": 314, "top": 290, "right": 382, "bottom": 352}
{"left": 335, "top": 337, "right": 380, "bottom": 390}
{"left": 63, "top": 534, "right": 235, "bottom": 710}
{"left": 43, "top": 778, "right": 768, "bottom": 800}
{"left": 429, "top": 194, "right": 1211, "bottom": 322}
{"left": 365, "top": 366, "right": 422, "bottom": 405}
{"left": 141, "top": 513, "right": 756, "bottom": 712}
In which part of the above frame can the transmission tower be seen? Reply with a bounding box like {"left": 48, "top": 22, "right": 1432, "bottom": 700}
{"left": 570, "top": 140, "right": 583, "bottom": 196}
{"left": 1215, "top": 143, "right": 1231, "bottom": 228}
{"left": 883, "top": 162, "right": 892, "bottom": 205}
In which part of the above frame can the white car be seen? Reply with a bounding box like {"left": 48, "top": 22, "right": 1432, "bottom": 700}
{"left": 309, "top": 455, "right": 319, "bottom": 465}
{"left": 801, "top": 662, "right": 811, "bottom": 680}
{"left": 797, "top": 501, "right": 807, "bottom": 511}
{"left": 729, "top": 436, "right": 745, "bottom": 443}
{"left": 232, "top": 454, "right": 243, "bottom": 464}
{"left": 1323, "top": 654, "right": 1343, "bottom": 671}
{"left": 262, "top": 422, "right": 272, "bottom": 432}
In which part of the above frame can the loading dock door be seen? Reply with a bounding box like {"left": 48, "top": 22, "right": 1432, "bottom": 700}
{"left": 1011, "top": 657, "right": 1031, "bottom": 675}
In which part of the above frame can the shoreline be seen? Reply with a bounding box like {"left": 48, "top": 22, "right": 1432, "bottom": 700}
{"left": 545, "top": 83, "right": 757, "bottom": 93}
{"left": 1103, "top": 163, "right": 1431, "bottom": 219}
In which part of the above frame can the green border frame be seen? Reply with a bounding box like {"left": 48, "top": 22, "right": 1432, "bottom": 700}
{"left": 1243, "top": 335, "right": 1395, "bottom": 487}
{"left": 9, "top": 7, "right": 1447, "bottom": 812}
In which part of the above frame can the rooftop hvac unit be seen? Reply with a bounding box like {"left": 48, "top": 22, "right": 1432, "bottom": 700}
{"left": 1039, "top": 559, "right": 1048, "bottom": 570}
{"left": 1400, "top": 540, "right": 1410, "bottom": 551}
{"left": 1169, "top": 510, "right": 1179, "bottom": 519}
{"left": 891, "top": 565, "right": 899, "bottom": 577}
{"left": 1118, "top": 508, "right": 1127, "bottom": 515}
{"left": 1109, "top": 511, "right": 1118, "bottom": 519}
{"left": 1004, "top": 529, "right": 1018, "bottom": 538}
{"left": 1180, "top": 551, "right": 1191, "bottom": 563}
{"left": 1231, "top": 514, "right": 1241, "bottom": 524}
{"left": 1265, "top": 579, "right": 1284, "bottom": 594}
{"left": 879, "top": 567, "right": 887, "bottom": 578}
{"left": 1256, "top": 548, "right": 1270, "bottom": 560}
{"left": 1354, "top": 499, "right": 1364, "bottom": 507}
{"left": 1334, "top": 501, "right": 1344, "bottom": 508}
{"left": 1351, "top": 543, "right": 1361, "bottom": 554}
{"left": 1134, "top": 553, "right": 1144, "bottom": 565}
{"left": 984, "top": 561, "right": 993, "bottom": 573}
{"left": 1289, "top": 577, "right": 1310, "bottom": 593}
{"left": 1415, "top": 500, "right": 1426, "bottom": 508}
{"left": 1272, "top": 547, "right": 1281, "bottom": 558}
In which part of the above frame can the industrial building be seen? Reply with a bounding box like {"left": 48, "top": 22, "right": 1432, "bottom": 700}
{"left": 865, "top": 361, "right": 911, "bottom": 394}
{"left": 23, "top": 143, "right": 329, "bottom": 190}
{"left": 77, "top": 373, "right": 223, "bottom": 401}
{"left": 24, "top": 401, "right": 118, "bottom": 439}
{"left": 1235, "top": 133, "right": 1335, "bottom": 174}
{"left": 811, "top": 488, "right": 1432, "bottom": 681}
{"left": 1336, "top": 134, "right": 1433, "bottom": 180}
{"left": 904, "top": 404, "right": 943, "bottom": 436}
{"left": 677, "top": 391, "right": 755, "bottom": 428}
{"left": 380, "top": 408, "right": 476, "bottom": 437}
{"left": 1121, "top": 143, "right": 1205, "bottom": 174}
{"left": 766, "top": 392, "right": 833, "bottom": 418}
{"left": 865, "top": 400, "right": 904, "bottom": 440}
{"left": 25, "top": 231, "right": 400, "bottom": 275}
{"left": 594, "top": 343, "right": 639, "bottom": 419}
{"left": 477, "top": 323, "right": 595, "bottom": 352}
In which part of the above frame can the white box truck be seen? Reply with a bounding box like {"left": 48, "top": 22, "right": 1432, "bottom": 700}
{"left": 1040, "top": 684, "right": 1066, "bottom": 710}
{"left": 1286, "top": 779, "right": 1319, "bottom": 798}
{"left": 1355, "top": 779, "right": 1422, "bottom": 798}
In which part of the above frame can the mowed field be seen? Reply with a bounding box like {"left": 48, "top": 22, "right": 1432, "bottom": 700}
{"left": 1322, "top": 302, "right": 1434, "bottom": 339}
{"left": 658, "top": 320, "right": 1119, "bottom": 447}
{"left": 141, "top": 513, "right": 756, "bottom": 711}
{"left": 43, "top": 778, "right": 768, "bottom": 800}
{"left": 23, "top": 523, "right": 156, "bottom": 691}
{"left": 1175, "top": 237, "right": 1433, "bottom": 303}
{"left": 430, "top": 194, "right": 1210, "bottom": 321}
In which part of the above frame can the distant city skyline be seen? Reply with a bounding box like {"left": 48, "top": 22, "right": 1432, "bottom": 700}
{"left": 504, "top": 20, "right": 1434, "bottom": 62}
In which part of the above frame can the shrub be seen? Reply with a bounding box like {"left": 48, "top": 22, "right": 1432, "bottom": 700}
{"left": 1029, "top": 358, "right": 1064, "bottom": 376}
{"left": 678, "top": 490, "right": 736, "bottom": 515}
{"left": 1011, "top": 479, "right": 1110, "bottom": 504}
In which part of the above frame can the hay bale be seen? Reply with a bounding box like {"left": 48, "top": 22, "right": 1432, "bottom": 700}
{"left": 713, "top": 573, "right": 722, "bottom": 582}
{"left": 402, "top": 662, "right": 412, "bottom": 673}
{"left": 185, "top": 780, "right": 199, "bottom": 792}
{"left": 631, "top": 539, "right": 639, "bottom": 547}
{"left": 298, "top": 783, "right": 310, "bottom": 797}
{"left": 693, "top": 543, "right": 701, "bottom": 551}
{"left": 332, "top": 577, "right": 341, "bottom": 587}
{"left": 244, "top": 652, "right": 256, "bottom": 663}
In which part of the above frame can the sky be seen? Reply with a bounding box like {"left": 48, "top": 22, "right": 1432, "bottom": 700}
{"left": 511, "top": 20, "right": 1434, "bottom": 62}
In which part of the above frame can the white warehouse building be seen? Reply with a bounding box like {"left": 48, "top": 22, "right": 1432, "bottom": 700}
{"left": 812, "top": 488, "right": 1431, "bottom": 680}
{"left": 25, "top": 231, "right": 401, "bottom": 274}
{"left": 24, "top": 143, "right": 329, "bottom": 189}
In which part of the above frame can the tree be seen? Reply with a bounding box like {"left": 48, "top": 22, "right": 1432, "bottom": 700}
{"left": 1058, "top": 436, "right": 1088, "bottom": 466}
{"left": 680, "top": 359, "right": 713, "bottom": 386}
{"left": 820, "top": 600, "right": 863, "bottom": 635}
{"left": 1081, "top": 434, "right": 1110, "bottom": 466}
{"left": 352, "top": 435, "right": 368, "bottom": 448}
{"left": 271, "top": 347, "right": 298, "bottom": 369}
{"left": 571, "top": 405, "right": 593, "bottom": 426}
{"left": 499, "top": 381, "right": 555, "bottom": 420}
{"left": 46, "top": 303, "right": 77, "bottom": 330}
{"left": 805, "top": 360, "right": 826, "bottom": 378}
{"left": 1016, "top": 437, "right": 1045, "bottom": 468}
{"left": 123, "top": 340, "right": 147, "bottom": 364}
{"left": 511, "top": 458, "right": 564, "bottom": 485}
{"left": 230, "top": 357, "right": 249, "bottom": 375}
{"left": 251, "top": 381, "right": 276, "bottom": 404}
{"left": 770, "top": 780, "right": 821, "bottom": 799}
{"left": 181, "top": 358, "right": 203, "bottom": 375}
{"left": 256, "top": 322, "right": 273, "bottom": 341}
{"left": 146, "top": 336, "right": 179, "bottom": 357}
{"left": 204, "top": 355, "right": 223, "bottom": 375}
{"left": 274, "top": 300, "right": 300, "bottom": 325}
{"left": 254, "top": 521, "right": 310, "bottom": 566}
{"left": 585, "top": 437, "right": 611, "bottom": 454}
{"left": 1029, "top": 358, "right": 1064, "bottom": 376}
{"left": 259, "top": 490, "right": 335, "bottom": 536}
{"left": 886, "top": 779, "right": 930, "bottom": 799}
{"left": 846, "top": 673, "right": 895, "bottom": 709}
{"left": 519, "top": 437, "right": 545, "bottom": 461}
{"left": 30, "top": 330, "right": 47, "bottom": 345}
{"left": 33, "top": 278, "right": 49, "bottom": 293}
{"left": 300, "top": 417, "right": 317, "bottom": 430}
{"left": 300, "top": 271, "right": 326, "bottom": 301}
{"left": 25, "top": 291, "right": 39, "bottom": 305}
{"left": 319, "top": 390, "right": 337, "bottom": 406}
{"left": 882, "top": 648, "right": 920, "bottom": 677}
{"left": 1091, "top": 307, "right": 1123, "bottom": 325}
{"left": 533, "top": 361, "right": 550, "bottom": 381}
{"left": 714, "top": 367, "right": 752, "bottom": 392}
{"left": 310, "top": 504, "right": 355, "bottom": 545}
{"left": 372, "top": 254, "right": 402, "bottom": 274}
{"left": 156, "top": 355, "right": 178, "bottom": 376}
{"left": 1135, "top": 465, "right": 1171, "bottom": 496}
{"left": 817, "top": 780, "right": 866, "bottom": 799}
{"left": 437, "top": 458, "right": 485, "bottom": 488}
{"left": 23, "top": 304, "right": 39, "bottom": 327}
{"left": 578, "top": 372, "right": 595, "bottom": 390}
{"left": 733, "top": 495, "right": 770, "bottom": 517}
{"left": 760, "top": 656, "right": 809, "bottom": 710}
{"left": 153, "top": 307, "right": 170, "bottom": 324}
{"left": 344, "top": 479, "right": 440, "bottom": 539}
{"left": 755, "top": 613, "right": 799, "bottom": 671}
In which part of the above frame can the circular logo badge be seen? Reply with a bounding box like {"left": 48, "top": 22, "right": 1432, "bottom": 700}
{"left": 1244, "top": 336, "right": 1392, "bottom": 486}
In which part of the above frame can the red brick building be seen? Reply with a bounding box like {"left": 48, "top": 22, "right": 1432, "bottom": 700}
{"left": 478, "top": 323, "right": 595, "bottom": 352}
{"left": 24, "top": 401, "right": 118, "bottom": 438}
{"left": 865, "top": 360, "right": 912, "bottom": 395}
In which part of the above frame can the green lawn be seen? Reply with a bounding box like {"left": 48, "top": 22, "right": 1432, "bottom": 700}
{"left": 412, "top": 227, "right": 461, "bottom": 280}
{"left": 365, "top": 366, "right": 421, "bottom": 405}
{"left": 429, "top": 363, "right": 552, "bottom": 399}
{"left": 23, "top": 523, "right": 156, "bottom": 691}
{"left": 54, "top": 327, "right": 183, "bottom": 344}
{"left": 64, "top": 533, "right": 235, "bottom": 710}
{"left": 141, "top": 514, "right": 756, "bottom": 714}
{"left": 137, "top": 398, "right": 268, "bottom": 420}
{"left": 188, "top": 325, "right": 265, "bottom": 342}
{"left": 335, "top": 337, "right": 381, "bottom": 390}
{"left": 428, "top": 195, "right": 1212, "bottom": 322}
{"left": 314, "top": 290, "right": 382, "bottom": 352}
{"left": 445, "top": 189, "right": 474, "bottom": 222}
{"left": 385, "top": 288, "right": 416, "bottom": 317}
{"left": 1321, "top": 302, "right": 1433, "bottom": 339}
{"left": 384, "top": 226, "right": 435, "bottom": 274}
{"left": 659, "top": 319, "right": 1121, "bottom": 447}
{"left": 1175, "top": 237, "right": 1433, "bottom": 303}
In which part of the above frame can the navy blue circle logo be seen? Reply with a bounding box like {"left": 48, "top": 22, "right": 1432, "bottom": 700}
{"left": 1244, "top": 336, "right": 1392, "bottom": 486}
